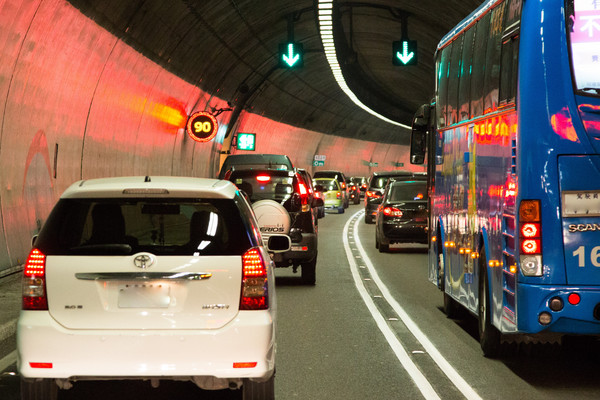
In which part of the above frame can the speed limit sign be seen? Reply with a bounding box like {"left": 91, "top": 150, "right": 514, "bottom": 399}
{"left": 186, "top": 111, "right": 218, "bottom": 142}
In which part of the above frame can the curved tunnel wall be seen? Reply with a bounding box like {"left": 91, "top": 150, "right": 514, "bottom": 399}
{"left": 0, "top": 0, "right": 424, "bottom": 274}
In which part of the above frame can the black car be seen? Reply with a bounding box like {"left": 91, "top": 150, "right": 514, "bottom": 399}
{"left": 218, "top": 153, "right": 294, "bottom": 179}
{"left": 364, "top": 171, "right": 413, "bottom": 223}
{"left": 350, "top": 176, "right": 368, "bottom": 198}
{"left": 296, "top": 168, "right": 324, "bottom": 220}
{"left": 228, "top": 168, "right": 322, "bottom": 284}
{"left": 344, "top": 178, "right": 360, "bottom": 204}
{"left": 375, "top": 179, "right": 428, "bottom": 252}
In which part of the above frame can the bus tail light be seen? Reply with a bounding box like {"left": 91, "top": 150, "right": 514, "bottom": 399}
{"left": 22, "top": 249, "right": 48, "bottom": 310}
{"left": 519, "top": 200, "right": 543, "bottom": 276}
{"left": 240, "top": 248, "right": 268, "bottom": 310}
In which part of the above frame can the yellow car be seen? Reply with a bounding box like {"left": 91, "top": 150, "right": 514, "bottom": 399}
{"left": 313, "top": 178, "right": 344, "bottom": 214}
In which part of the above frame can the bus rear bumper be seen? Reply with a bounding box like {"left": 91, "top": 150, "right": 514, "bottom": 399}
{"left": 517, "top": 284, "right": 600, "bottom": 334}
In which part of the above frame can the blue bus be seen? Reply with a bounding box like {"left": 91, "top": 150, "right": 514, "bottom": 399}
{"left": 410, "top": 0, "right": 600, "bottom": 356}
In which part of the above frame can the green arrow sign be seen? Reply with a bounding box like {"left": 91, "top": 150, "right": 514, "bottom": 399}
{"left": 392, "top": 40, "right": 418, "bottom": 66}
{"left": 279, "top": 42, "right": 304, "bottom": 69}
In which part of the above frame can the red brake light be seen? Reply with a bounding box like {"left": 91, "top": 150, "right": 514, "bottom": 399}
{"left": 341, "top": 182, "right": 346, "bottom": 189}
{"left": 366, "top": 191, "right": 381, "bottom": 198}
{"left": 298, "top": 182, "right": 307, "bottom": 195}
{"left": 240, "top": 248, "right": 268, "bottom": 310}
{"left": 521, "top": 223, "right": 540, "bottom": 238}
{"left": 256, "top": 175, "right": 271, "bottom": 183}
{"left": 383, "top": 207, "right": 403, "bottom": 217}
{"left": 336, "top": 192, "right": 342, "bottom": 199}
{"left": 521, "top": 239, "right": 541, "bottom": 254}
{"left": 23, "top": 249, "right": 48, "bottom": 310}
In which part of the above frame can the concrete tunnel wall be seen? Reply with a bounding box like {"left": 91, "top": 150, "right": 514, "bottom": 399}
{"left": 0, "top": 0, "right": 424, "bottom": 274}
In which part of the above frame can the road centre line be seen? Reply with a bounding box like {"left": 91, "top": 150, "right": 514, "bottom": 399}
{"left": 343, "top": 211, "right": 440, "bottom": 400}
{"left": 345, "top": 210, "right": 482, "bottom": 400}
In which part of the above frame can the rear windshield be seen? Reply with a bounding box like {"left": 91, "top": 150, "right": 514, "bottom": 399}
{"left": 388, "top": 182, "right": 428, "bottom": 201}
{"left": 35, "top": 198, "right": 254, "bottom": 256}
{"left": 315, "top": 179, "right": 339, "bottom": 191}
{"left": 230, "top": 171, "right": 298, "bottom": 206}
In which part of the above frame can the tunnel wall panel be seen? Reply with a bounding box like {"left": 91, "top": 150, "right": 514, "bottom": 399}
{"left": 0, "top": 0, "right": 415, "bottom": 274}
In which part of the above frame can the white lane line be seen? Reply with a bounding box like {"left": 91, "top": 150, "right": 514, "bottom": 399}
{"left": 349, "top": 211, "right": 483, "bottom": 400}
{"left": 0, "top": 350, "right": 17, "bottom": 372}
{"left": 343, "top": 213, "right": 440, "bottom": 400}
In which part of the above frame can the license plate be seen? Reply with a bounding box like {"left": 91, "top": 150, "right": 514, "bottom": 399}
{"left": 118, "top": 283, "right": 170, "bottom": 308}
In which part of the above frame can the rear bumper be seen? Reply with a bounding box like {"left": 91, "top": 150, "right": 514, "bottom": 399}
{"left": 516, "top": 284, "right": 600, "bottom": 334}
{"left": 379, "top": 221, "right": 428, "bottom": 244}
{"left": 273, "top": 232, "right": 317, "bottom": 266}
{"left": 17, "top": 310, "right": 275, "bottom": 379}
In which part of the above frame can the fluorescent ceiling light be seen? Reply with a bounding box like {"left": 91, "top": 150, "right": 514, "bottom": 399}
{"left": 317, "top": 0, "right": 410, "bottom": 129}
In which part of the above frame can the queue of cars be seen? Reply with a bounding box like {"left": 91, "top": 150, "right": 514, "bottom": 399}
{"left": 16, "top": 151, "right": 426, "bottom": 399}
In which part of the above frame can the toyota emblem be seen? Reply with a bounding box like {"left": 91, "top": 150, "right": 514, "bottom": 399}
{"left": 133, "top": 254, "right": 155, "bottom": 269}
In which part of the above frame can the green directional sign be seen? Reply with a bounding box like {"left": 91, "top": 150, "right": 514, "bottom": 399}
{"left": 236, "top": 133, "right": 256, "bottom": 151}
{"left": 279, "top": 42, "right": 304, "bottom": 69}
{"left": 393, "top": 40, "right": 417, "bottom": 66}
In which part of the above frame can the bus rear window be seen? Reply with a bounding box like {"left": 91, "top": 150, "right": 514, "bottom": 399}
{"left": 567, "top": 0, "right": 600, "bottom": 96}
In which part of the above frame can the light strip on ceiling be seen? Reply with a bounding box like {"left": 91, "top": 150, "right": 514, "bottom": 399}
{"left": 317, "top": 0, "right": 411, "bottom": 129}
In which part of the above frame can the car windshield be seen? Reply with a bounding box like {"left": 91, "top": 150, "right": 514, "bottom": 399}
{"left": 567, "top": 0, "right": 600, "bottom": 96}
{"left": 388, "top": 182, "right": 428, "bottom": 201}
{"left": 372, "top": 177, "right": 392, "bottom": 189}
{"left": 315, "top": 179, "right": 339, "bottom": 191}
{"left": 35, "top": 197, "right": 252, "bottom": 256}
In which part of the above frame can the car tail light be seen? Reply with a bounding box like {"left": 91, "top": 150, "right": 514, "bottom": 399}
{"left": 336, "top": 191, "right": 342, "bottom": 199}
{"left": 362, "top": 184, "right": 367, "bottom": 189}
{"left": 256, "top": 174, "right": 271, "bottom": 183}
{"left": 341, "top": 182, "right": 346, "bottom": 189}
{"left": 383, "top": 207, "right": 403, "bottom": 217}
{"left": 240, "top": 248, "right": 268, "bottom": 310}
{"left": 223, "top": 169, "right": 233, "bottom": 180}
{"left": 296, "top": 174, "right": 310, "bottom": 212}
{"left": 22, "top": 249, "right": 48, "bottom": 310}
{"left": 366, "top": 191, "right": 381, "bottom": 198}
{"left": 519, "top": 200, "right": 543, "bottom": 276}
{"left": 351, "top": 185, "right": 357, "bottom": 191}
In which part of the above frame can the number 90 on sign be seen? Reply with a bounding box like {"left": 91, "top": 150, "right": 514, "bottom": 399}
{"left": 186, "top": 111, "right": 218, "bottom": 142}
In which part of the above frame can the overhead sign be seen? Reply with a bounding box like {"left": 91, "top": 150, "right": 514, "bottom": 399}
{"left": 186, "top": 111, "right": 218, "bottom": 142}
{"left": 314, "top": 155, "right": 326, "bottom": 161}
{"left": 393, "top": 40, "right": 418, "bottom": 66}
{"left": 369, "top": 162, "right": 379, "bottom": 167}
{"left": 279, "top": 42, "right": 304, "bottom": 68}
{"left": 313, "top": 160, "right": 325, "bottom": 167}
{"left": 237, "top": 133, "right": 256, "bottom": 151}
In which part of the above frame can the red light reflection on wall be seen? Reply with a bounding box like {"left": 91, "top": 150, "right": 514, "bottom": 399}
{"left": 550, "top": 107, "right": 579, "bottom": 142}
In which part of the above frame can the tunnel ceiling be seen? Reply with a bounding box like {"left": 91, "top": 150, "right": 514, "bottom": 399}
{"left": 68, "top": 0, "right": 483, "bottom": 145}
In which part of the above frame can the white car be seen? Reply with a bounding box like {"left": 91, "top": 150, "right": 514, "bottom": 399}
{"left": 17, "top": 176, "right": 289, "bottom": 399}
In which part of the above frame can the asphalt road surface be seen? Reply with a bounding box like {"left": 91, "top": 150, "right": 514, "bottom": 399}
{"left": 2, "top": 204, "right": 600, "bottom": 399}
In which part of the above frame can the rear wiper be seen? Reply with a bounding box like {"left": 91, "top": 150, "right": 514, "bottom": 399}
{"left": 69, "top": 244, "right": 132, "bottom": 255}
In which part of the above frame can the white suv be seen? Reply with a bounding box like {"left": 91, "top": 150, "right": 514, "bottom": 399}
{"left": 17, "top": 176, "right": 288, "bottom": 400}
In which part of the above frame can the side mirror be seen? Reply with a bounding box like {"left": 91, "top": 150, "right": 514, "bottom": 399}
{"left": 410, "top": 103, "right": 430, "bottom": 165}
{"left": 267, "top": 234, "right": 291, "bottom": 253}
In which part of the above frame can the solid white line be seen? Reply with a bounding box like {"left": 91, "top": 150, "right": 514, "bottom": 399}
{"left": 343, "top": 212, "right": 440, "bottom": 400}
{"left": 351, "top": 211, "right": 483, "bottom": 400}
{"left": 0, "top": 350, "right": 17, "bottom": 373}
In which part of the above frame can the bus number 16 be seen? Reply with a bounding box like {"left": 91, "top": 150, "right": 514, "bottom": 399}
{"left": 573, "top": 246, "right": 600, "bottom": 267}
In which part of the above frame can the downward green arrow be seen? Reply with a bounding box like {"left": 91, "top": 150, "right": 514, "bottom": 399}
{"left": 282, "top": 43, "right": 300, "bottom": 67}
{"left": 396, "top": 41, "right": 414, "bottom": 65}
